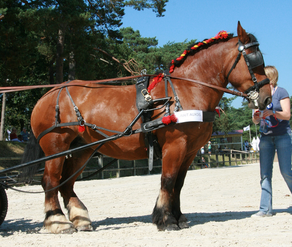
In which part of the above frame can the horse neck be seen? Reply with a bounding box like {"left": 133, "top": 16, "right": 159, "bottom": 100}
{"left": 170, "top": 40, "right": 237, "bottom": 110}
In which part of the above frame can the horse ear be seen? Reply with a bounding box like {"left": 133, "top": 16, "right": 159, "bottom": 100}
{"left": 237, "top": 21, "right": 250, "bottom": 44}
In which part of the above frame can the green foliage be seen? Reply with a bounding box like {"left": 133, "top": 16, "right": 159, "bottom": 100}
{"left": 213, "top": 97, "right": 236, "bottom": 134}
{"left": 0, "top": 0, "right": 168, "bottom": 133}
{"left": 124, "top": 0, "right": 168, "bottom": 17}
{"left": 114, "top": 27, "right": 197, "bottom": 74}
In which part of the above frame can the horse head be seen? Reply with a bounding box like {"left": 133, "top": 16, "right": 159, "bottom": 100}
{"left": 226, "top": 21, "right": 271, "bottom": 110}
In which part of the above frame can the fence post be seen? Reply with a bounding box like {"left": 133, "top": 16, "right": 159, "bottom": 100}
{"left": 116, "top": 159, "right": 120, "bottom": 178}
{"left": 229, "top": 151, "right": 232, "bottom": 166}
{"left": 222, "top": 153, "right": 225, "bottom": 166}
{"left": 133, "top": 160, "right": 136, "bottom": 176}
{"left": 98, "top": 155, "right": 104, "bottom": 179}
{"left": 216, "top": 153, "right": 219, "bottom": 168}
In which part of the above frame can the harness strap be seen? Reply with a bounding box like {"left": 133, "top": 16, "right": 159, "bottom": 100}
{"left": 37, "top": 122, "right": 79, "bottom": 143}
{"left": 65, "top": 87, "right": 84, "bottom": 123}
{"left": 165, "top": 76, "right": 183, "bottom": 112}
{"left": 164, "top": 76, "right": 170, "bottom": 115}
{"left": 163, "top": 75, "right": 183, "bottom": 114}
{"left": 37, "top": 121, "right": 123, "bottom": 143}
{"left": 244, "top": 78, "right": 270, "bottom": 95}
{"left": 226, "top": 52, "right": 242, "bottom": 82}
{"left": 148, "top": 134, "right": 154, "bottom": 171}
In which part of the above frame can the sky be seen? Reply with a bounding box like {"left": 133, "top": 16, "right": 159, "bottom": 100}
{"left": 121, "top": 0, "right": 292, "bottom": 108}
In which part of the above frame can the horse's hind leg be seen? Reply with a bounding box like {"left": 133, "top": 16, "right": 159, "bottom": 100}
{"left": 42, "top": 156, "right": 76, "bottom": 234}
{"left": 59, "top": 149, "right": 94, "bottom": 231}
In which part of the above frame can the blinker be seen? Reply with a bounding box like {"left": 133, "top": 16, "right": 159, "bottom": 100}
{"left": 246, "top": 50, "right": 264, "bottom": 69}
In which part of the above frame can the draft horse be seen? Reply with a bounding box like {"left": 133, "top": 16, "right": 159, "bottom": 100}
{"left": 24, "top": 22, "right": 271, "bottom": 233}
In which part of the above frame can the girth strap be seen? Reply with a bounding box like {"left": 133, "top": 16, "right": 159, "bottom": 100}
{"left": 36, "top": 121, "right": 122, "bottom": 143}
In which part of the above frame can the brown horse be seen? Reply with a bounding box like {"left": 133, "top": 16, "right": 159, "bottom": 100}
{"left": 24, "top": 22, "right": 271, "bottom": 233}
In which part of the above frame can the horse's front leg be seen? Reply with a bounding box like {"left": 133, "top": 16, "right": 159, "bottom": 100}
{"left": 152, "top": 139, "right": 187, "bottom": 231}
{"left": 172, "top": 155, "right": 197, "bottom": 229}
{"left": 42, "top": 157, "right": 76, "bottom": 234}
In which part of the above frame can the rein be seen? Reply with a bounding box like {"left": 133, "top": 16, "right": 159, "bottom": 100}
{"left": 168, "top": 75, "right": 248, "bottom": 97}
{"left": 0, "top": 74, "right": 249, "bottom": 99}
{"left": 0, "top": 75, "right": 144, "bottom": 94}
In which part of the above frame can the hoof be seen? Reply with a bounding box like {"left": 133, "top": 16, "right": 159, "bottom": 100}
{"left": 69, "top": 206, "right": 92, "bottom": 231}
{"left": 178, "top": 221, "right": 189, "bottom": 229}
{"left": 165, "top": 223, "right": 180, "bottom": 231}
{"left": 44, "top": 214, "right": 75, "bottom": 234}
{"left": 178, "top": 214, "right": 189, "bottom": 229}
{"left": 77, "top": 224, "right": 93, "bottom": 232}
{"left": 60, "top": 227, "right": 77, "bottom": 234}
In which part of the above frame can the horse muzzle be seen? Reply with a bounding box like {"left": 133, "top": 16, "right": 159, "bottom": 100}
{"left": 247, "top": 91, "right": 272, "bottom": 110}
{"left": 245, "top": 78, "right": 271, "bottom": 110}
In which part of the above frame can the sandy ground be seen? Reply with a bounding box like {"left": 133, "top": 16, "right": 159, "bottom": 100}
{"left": 1, "top": 162, "right": 292, "bottom": 247}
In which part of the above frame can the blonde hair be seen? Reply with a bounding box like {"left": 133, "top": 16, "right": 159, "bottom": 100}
{"left": 264, "top": 65, "right": 278, "bottom": 87}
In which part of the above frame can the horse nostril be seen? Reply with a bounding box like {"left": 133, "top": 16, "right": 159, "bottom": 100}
{"left": 264, "top": 96, "right": 272, "bottom": 107}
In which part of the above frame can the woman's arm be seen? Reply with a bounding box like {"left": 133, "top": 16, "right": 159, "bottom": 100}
{"left": 276, "top": 97, "right": 291, "bottom": 120}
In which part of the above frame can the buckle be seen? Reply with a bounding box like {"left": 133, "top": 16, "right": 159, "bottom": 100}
{"left": 141, "top": 89, "right": 152, "bottom": 102}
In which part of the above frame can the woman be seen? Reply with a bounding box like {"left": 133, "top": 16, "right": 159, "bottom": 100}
{"left": 252, "top": 65, "right": 292, "bottom": 217}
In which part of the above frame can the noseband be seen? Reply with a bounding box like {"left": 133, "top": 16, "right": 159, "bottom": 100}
{"left": 226, "top": 36, "right": 270, "bottom": 107}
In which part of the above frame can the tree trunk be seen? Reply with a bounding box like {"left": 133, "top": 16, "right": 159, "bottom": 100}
{"left": 49, "top": 59, "right": 55, "bottom": 84}
{"left": 0, "top": 93, "right": 6, "bottom": 141}
{"left": 68, "top": 51, "right": 76, "bottom": 80}
{"left": 56, "top": 28, "right": 65, "bottom": 84}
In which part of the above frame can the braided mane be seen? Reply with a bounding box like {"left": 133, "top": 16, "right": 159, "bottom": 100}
{"left": 148, "top": 31, "right": 234, "bottom": 93}
{"left": 169, "top": 31, "right": 234, "bottom": 73}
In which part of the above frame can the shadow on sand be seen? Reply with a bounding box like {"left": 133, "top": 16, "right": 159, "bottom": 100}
{"left": 1, "top": 207, "right": 291, "bottom": 234}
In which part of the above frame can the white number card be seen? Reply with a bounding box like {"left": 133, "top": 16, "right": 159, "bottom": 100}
{"left": 174, "top": 110, "right": 203, "bottom": 123}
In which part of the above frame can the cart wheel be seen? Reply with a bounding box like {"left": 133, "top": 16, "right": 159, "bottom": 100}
{"left": 0, "top": 184, "right": 8, "bottom": 226}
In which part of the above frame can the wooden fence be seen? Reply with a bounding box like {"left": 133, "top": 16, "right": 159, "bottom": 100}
{"left": 0, "top": 149, "right": 259, "bottom": 181}
{"left": 79, "top": 149, "right": 259, "bottom": 180}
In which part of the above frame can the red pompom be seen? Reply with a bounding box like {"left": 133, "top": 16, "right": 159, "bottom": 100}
{"left": 162, "top": 115, "right": 172, "bottom": 125}
{"left": 78, "top": 125, "right": 85, "bottom": 132}
{"left": 170, "top": 114, "right": 178, "bottom": 123}
{"left": 162, "top": 114, "right": 178, "bottom": 125}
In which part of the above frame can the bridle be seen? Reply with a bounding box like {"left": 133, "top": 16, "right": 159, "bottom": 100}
{"left": 226, "top": 35, "right": 270, "bottom": 107}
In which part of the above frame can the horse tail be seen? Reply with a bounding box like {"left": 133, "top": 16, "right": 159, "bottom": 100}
{"left": 19, "top": 131, "right": 45, "bottom": 183}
